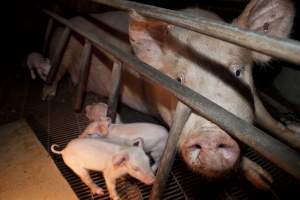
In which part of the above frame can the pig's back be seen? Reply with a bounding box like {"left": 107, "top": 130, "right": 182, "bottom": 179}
{"left": 109, "top": 123, "right": 168, "bottom": 150}
{"left": 111, "top": 123, "right": 167, "bottom": 137}
{"left": 62, "top": 138, "right": 120, "bottom": 170}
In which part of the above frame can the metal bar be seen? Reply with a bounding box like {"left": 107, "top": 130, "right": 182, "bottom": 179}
{"left": 150, "top": 102, "right": 191, "bottom": 200}
{"left": 42, "top": 10, "right": 300, "bottom": 180}
{"left": 91, "top": 0, "right": 300, "bottom": 65}
{"left": 107, "top": 61, "right": 122, "bottom": 122}
{"left": 46, "top": 27, "right": 71, "bottom": 84}
{"left": 43, "top": 18, "right": 54, "bottom": 55}
{"left": 74, "top": 40, "right": 92, "bottom": 112}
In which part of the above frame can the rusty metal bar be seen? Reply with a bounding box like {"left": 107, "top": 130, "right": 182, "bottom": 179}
{"left": 74, "top": 40, "right": 92, "bottom": 112}
{"left": 107, "top": 61, "right": 122, "bottom": 122}
{"left": 46, "top": 27, "right": 71, "bottom": 84}
{"left": 42, "top": 10, "right": 300, "bottom": 181}
{"left": 150, "top": 102, "right": 191, "bottom": 200}
{"left": 91, "top": 0, "right": 300, "bottom": 65}
{"left": 43, "top": 18, "right": 54, "bottom": 55}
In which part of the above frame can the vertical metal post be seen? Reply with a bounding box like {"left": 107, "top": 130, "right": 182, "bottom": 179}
{"left": 149, "top": 102, "right": 192, "bottom": 200}
{"left": 46, "top": 27, "right": 71, "bottom": 84}
{"left": 43, "top": 18, "right": 54, "bottom": 55}
{"left": 74, "top": 40, "right": 92, "bottom": 112}
{"left": 107, "top": 61, "right": 122, "bottom": 122}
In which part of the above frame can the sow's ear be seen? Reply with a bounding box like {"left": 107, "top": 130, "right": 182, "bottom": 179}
{"left": 128, "top": 10, "right": 170, "bottom": 68}
{"left": 233, "top": 0, "right": 295, "bottom": 63}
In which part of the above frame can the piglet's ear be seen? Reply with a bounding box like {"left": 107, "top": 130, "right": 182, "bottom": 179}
{"left": 85, "top": 105, "right": 91, "bottom": 113}
{"left": 97, "top": 121, "right": 109, "bottom": 136}
{"left": 233, "top": 0, "right": 295, "bottom": 63}
{"left": 30, "top": 69, "right": 36, "bottom": 80}
{"left": 112, "top": 151, "right": 129, "bottom": 167}
{"left": 131, "top": 137, "right": 144, "bottom": 149}
{"left": 128, "top": 10, "right": 170, "bottom": 68}
{"left": 97, "top": 102, "right": 108, "bottom": 109}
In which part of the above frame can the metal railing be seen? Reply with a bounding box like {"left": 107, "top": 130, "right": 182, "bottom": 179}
{"left": 41, "top": 0, "right": 300, "bottom": 199}
{"left": 92, "top": 0, "right": 300, "bottom": 65}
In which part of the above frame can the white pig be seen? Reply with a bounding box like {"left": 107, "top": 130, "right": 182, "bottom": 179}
{"left": 51, "top": 138, "right": 155, "bottom": 200}
{"left": 80, "top": 116, "right": 168, "bottom": 172}
{"left": 27, "top": 52, "right": 51, "bottom": 81}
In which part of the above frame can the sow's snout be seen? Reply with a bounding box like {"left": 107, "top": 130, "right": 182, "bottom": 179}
{"left": 180, "top": 127, "right": 240, "bottom": 178}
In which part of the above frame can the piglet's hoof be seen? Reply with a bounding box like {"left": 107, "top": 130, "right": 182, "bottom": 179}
{"left": 241, "top": 157, "right": 273, "bottom": 190}
{"left": 111, "top": 195, "right": 121, "bottom": 200}
{"left": 41, "top": 84, "right": 57, "bottom": 101}
{"left": 91, "top": 187, "right": 104, "bottom": 196}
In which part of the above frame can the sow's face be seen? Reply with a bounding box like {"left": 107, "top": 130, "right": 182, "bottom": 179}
{"left": 128, "top": 0, "right": 294, "bottom": 177}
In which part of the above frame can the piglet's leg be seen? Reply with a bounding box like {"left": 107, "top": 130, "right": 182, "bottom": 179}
{"left": 103, "top": 173, "right": 121, "bottom": 200}
{"left": 41, "top": 61, "right": 69, "bottom": 100}
{"left": 150, "top": 144, "right": 165, "bottom": 172}
{"left": 69, "top": 165, "right": 104, "bottom": 196}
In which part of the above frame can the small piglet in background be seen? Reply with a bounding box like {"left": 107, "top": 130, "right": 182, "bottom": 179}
{"left": 85, "top": 102, "right": 123, "bottom": 123}
{"left": 26, "top": 52, "right": 51, "bottom": 81}
{"left": 51, "top": 138, "right": 155, "bottom": 200}
{"left": 83, "top": 103, "right": 168, "bottom": 171}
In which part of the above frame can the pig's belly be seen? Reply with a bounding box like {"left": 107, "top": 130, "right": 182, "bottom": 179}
{"left": 86, "top": 55, "right": 153, "bottom": 115}
{"left": 62, "top": 139, "right": 118, "bottom": 171}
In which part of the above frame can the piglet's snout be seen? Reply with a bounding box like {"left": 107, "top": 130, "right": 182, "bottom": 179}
{"left": 144, "top": 174, "right": 156, "bottom": 185}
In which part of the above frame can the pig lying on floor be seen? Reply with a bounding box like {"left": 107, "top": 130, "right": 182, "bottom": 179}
{"left": 26, "top": 52, "right": 51, "bottom": 81}
{"left": 82, "top": 103, "right": 168, "bottom": 171}
{"left": 51, "top": 138, "right": 155, "bottom": 200}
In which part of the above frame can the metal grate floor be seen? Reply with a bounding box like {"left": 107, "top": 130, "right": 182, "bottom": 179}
{"left": 4, "top": 74, "right": 300, "bottom": 200}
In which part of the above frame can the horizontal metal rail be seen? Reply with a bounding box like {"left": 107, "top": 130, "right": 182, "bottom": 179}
{"left": 43, "top": 9, "right": 300, "bottom": 180}
{"left": 91, "top": 0, "right": 300, "bottom": 65}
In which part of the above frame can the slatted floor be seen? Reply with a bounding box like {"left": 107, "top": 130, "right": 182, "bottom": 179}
{"left": 1, "top": 70, "right": 300, "bottom": 200}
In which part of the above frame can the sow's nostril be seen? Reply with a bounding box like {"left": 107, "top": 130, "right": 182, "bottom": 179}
{"left": 188, "top": 144, "right": 202, "bottom": 162}
{"left": 190, "top": 144, "right": 202, "bottom": 150}
{"left": 217, "top": 143, "right": 227, "bottom": 148}
{"left": 217, "top": 143, "right": 238, "bottom": 162}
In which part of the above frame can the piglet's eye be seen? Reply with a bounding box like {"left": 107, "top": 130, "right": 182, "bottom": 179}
{"left": 235, "top": 69, "right": 241, "bottom": 77}
{"left": 176, "top": 77, "right": 182, "bottom": 83}
{"left": 176, "top": 73, "right": 185, "bottom": 84}
{"left": 132, "top": 166, "right": 139, "bottom": 171}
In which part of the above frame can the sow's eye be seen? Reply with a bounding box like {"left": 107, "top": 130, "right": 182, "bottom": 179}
{"left": 235, "top": 69, "right": 241, "bottom": 77}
